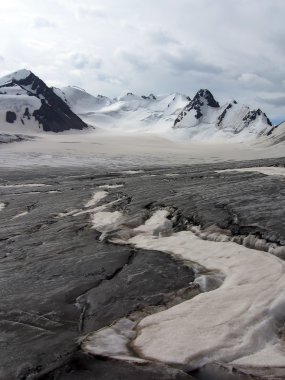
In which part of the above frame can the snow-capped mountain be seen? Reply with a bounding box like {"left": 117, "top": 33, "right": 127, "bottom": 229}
{"left": 173, "top": 89, "right": 273, "bottom": 140}
{"left": 59, "top": 86, "right": 191, "bottom": 132}
{"left": 0, "top": 69, "right": 87, "bottom": 133}
{"left": 53, "top": 86, "right": 113, "bottom": 114}
{"left": 1, "top": 69, "right": 283, "bottom": 143}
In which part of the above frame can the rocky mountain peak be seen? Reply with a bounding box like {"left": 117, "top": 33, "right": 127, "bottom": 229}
{"left": 242, "top": 109, "right": 272, "bottom": 128}
{"left": 141, "top": 94, "right": 157, "bottom": 100}
{"left": 174, "top": 89, "right": 219, "bottom": 126}
{"left": 0, "top": 69, "right": 88, "bottom": 132}
{"left": 192, "top": 89, "right": 220, "bottom": 108}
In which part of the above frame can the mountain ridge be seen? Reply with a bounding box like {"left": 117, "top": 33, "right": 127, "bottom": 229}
{"left": 0, "top": 69, "right": 284, "bottom": 143}
{"left": 0, "top": 69, "right": 88, "bottom": 132}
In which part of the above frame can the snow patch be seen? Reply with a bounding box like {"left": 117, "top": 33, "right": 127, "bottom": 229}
{"left": 128, "top": 228, "right": 285, "bottom": 370}
{"left": 217, "top": 166, "right": 285, "bottom": 177}
{"left": 0, "top": 183, "right": 51, "bottom": 188}
{"left": 91, "top": 211, "right": 123, "bottom": 231}
{"left": 121, "top": 170, "right": 144, "bottom": 175}
{"left": 99, "top": 184, "right": 124, "bottom": 189}
{"left": 12, "top": 211, "right": 28, "bottom": 219}
{"left": 134, "top": 210, "right": 172, "bottom": 236}
{"left": 84, "top": 191, "right": 107, "bottom": 208}
{"left": 82, "top": 318, "right": 145, "bottom": 362}
{"left": 0, "top": 202, "right": 5, "bottom": 211}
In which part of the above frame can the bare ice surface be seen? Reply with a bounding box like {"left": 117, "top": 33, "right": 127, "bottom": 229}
{"left": 0, "top": 131, "right": 285, "bottom": 168}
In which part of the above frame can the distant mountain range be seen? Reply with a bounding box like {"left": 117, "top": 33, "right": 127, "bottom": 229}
{"left": 0, "top": 69, "right": 284, "bottom": 144}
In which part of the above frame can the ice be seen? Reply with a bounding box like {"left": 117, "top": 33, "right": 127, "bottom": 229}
{"left": 121, "top": 170, "right": 144, "bottom": 175}
{"left": 99, "top": 184, "right": 124, "bottom": 189}
{"left": 84, "top": 191, "right": 107, "bottom": 207}
{"left": 0, "top": 130, "right": 284, "bottom": 170}
{"left": 217, "top": 166, "right": 285, "bottom": 177}
{"left": 81, "top": 318, "right": 144, "bottom": 362}
{"left": 119, "top": 211, "right": 285, "bottom": 370}
{"left": 57, "top": 209, "right": 80, "bottom": 218}
{"left": 12, "top": 211, "right": 28, "bottom": 219}
{"left": 0, "top": 183, "right": 50, "bottom": 188}
{"left": 91, "top": 211, "right": 123, "bottom": 231}
{"left": 134, "top": 210, "right": 172, "bottom": 236}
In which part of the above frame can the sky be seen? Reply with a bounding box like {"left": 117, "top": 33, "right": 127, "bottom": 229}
{"left": 0, "top": 0, "right": 285, "bottom": 122}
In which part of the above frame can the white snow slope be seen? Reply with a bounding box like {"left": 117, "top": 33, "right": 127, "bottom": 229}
{"left": 59, "top": 87, "right": 191, "bottom": 133}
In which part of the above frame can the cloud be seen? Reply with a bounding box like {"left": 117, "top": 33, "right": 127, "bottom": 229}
{"left": 34, "top": 17, "right": 56, "bottom": 28}
{"left": 117, "top": 50, "right": 149, "bottom": 71}
{"left": 257, "top": 96, "right": 285, "bottom": 107}
{"left": 238, "top": 73, "right": 271, "bottom": 86}
{"left": 69, "top": 53, "right": 102, "bottom": 70}
{"left": 1, "top": 0, "right": 285, "bottom": 119}
{"left": 161, "top": 50, "right": 223, "bottom": 75}
{"left": 78, "top": 7, "right": 108, "bottom": 19}
{"left": 97, "top": 72, "right": 126, "bottom": 86}
{"left": 148, "top": 30, "right": 180, "bottom": 46}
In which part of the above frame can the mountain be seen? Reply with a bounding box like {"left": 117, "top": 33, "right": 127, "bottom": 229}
{"left": 0, "top": 69, "right": 88, "bottom": 132}
{"left": 59, "top": 87, "right": 191, "bottom": 132}
{"left": 53, "top": 86, "right": 113, "bottom": 114}
{"left": 1, "top": 69, "right": 283, "bottom": 143}
{"left": 173, "top": 89, "right": 273, "bottom": 140}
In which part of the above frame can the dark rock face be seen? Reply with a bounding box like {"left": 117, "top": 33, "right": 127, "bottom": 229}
{"left": 18, "top": 72, "right": 88, "bottom": 132}
{"left": 6, "top": 111, "right": 17, "bottom": 123}
{"left": 23, "top": 107, "right": 31, "bottom": 120}
{"left": 141, "top": 93, "right": 157, "bottom": 100}
{"left": 217, "top": 103, "right": 232, "bottom": 126}
{"left": 174, "top": 89, "right": 219, "bottom": 126}
{"left": 0, "top": 71, "right": 88, "bottom": 132}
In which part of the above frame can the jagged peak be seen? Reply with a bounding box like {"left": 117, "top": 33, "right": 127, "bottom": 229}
{"left": 141, "top": 93, "right": 157, "bottom": 100}
{"left": 243, "top": 109, "right": 272, "bottom": 126}
{"left": 192, "top": 89, "right": 220, "bottom": 108}
{"left": 97, "top": 94, "right": 109, "bottom": 99}
{"left": 0, "top": 68, "right": 34, "bottom": 86}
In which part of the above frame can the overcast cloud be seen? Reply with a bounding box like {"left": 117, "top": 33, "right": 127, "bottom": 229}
{"left": 0, "top": 0, "right": 285, "bottom": 121}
